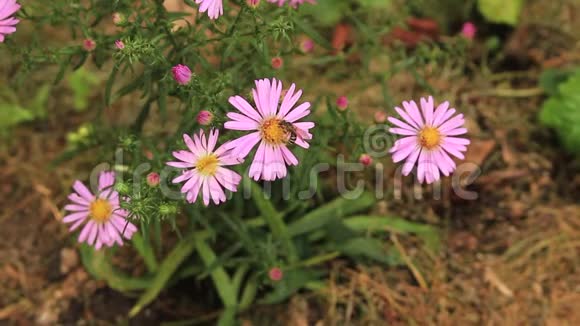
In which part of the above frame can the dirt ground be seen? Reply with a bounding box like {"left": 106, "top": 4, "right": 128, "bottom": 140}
{"left": 1, "top": 1, "right": 580, "bottom": 325}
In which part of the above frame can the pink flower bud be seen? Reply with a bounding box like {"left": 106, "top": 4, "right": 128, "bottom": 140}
{"left": 268, "top": 267, "right": 283, "bottom": 281}
{"left": 146, "top": 172, "right": 160, "bottom": 187}
{"left": 461, "top": 22, "right": 476, "bottom": 40}
{"left": 115, "top": 40, "right": 125, "bottom": 50}
{"left": 336, "top": 96, "right": 348, "bottom": 111}
{"left": 300, "top": 38, "right": 314, "bottom": 53}
{"left": 144, "top": 150, "right": 154, "bottom": 160}
{"left": 247, "top": 0, "right": 260, "bottom": 8}
{"left": 374, "top": 111, "right": 387, "bottom": 123}
{"left": 172, "top": 64, "right": 192, "bottom": 85}
{"left": 196, "top": 110, "right": 213, "bottom": 125}
{"left": 83, "top": 38, "right": 96, "bottom": 52}
{"left": 271, "top": 57, "right": 283, "bottom": 69}
{"left": 359, "top": 154, "right": 373, "bottom": 166}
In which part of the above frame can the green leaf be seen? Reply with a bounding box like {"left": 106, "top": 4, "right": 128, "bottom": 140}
{"left": 539, "top": 72, "right": 580, "bottom": 155}
{"left": 288, "top": 192, "right": 375, "bottom": 237}
{"left": 538, "top": 68, "right": 578, "bottom": 96}
{"left": 132, "top": 232, "right": 159, "bottom": 273}
{"left": 0, "top": 103, "right": 35, "bottom": 129}
{"left": 299, "top": 0, "right": 348, "bottom": 28}
{"left": 194, "top": 238, "right": 237, "bottom": 307}
{"left": 336, "top": 237, "right": 399, "bottom": 265}
{"left": 67, "top": 68, "right": 100, "bottom": 112}
{"left": 129, "top": 232, "right": 198, "bottom": 317}
{"left": 344, "top": 215, "right": 441, "bottom": 253}
{"left": 80, "top": 245, "right": 152, "bottom": 292}
{"left": 251, "top": 182, "right": 299, "bottom": 262}
{"left": 477, "top": 0, "right": 524, "bottom": 25}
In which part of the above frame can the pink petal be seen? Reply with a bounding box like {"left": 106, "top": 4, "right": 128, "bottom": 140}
{"left": 227, "top": 131, "right": 261, "bottom": 159}
{"left": 73, "top": 181, "right": 94, "bottom": 201}
{"left": 389, "top": 128, "right": 417, "bottom": 136}
{"left": 249, "top": 142, "right": 266, "bottom": 181}
{"left": 63, "top": 211, "right": 89, "bottom": 223}
{"left": 431, "top": 101, "right": 450, "bottom": 127}
{"left": 401, "top": 147, "right": 420, "bottom": 176}
{"left": 402, "top": 100, "right": 424, "bottom": 128}
{"left": 228, "top": 96, "right": 262, "bottom": 121}
{"left": 394, "top": 106, "right": 420, "bottom": 129}
{"left": 388, "top": 117, "right": 417, "bottom": 131}
{"left": 420, "top": 96, "right": 434, "bottom": 126}
{"left": 284, "top": 102, "right": 311, "bottom": 122}
{"left": 442, "top": 127, "right": 467, "bottom": 136}
{"left": 438, "top": 114, "right": 465, "bottom": 133}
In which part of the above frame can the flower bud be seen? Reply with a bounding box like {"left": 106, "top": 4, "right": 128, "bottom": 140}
{"left": 115, "top": 40, "right": 125, "bottom": 50}
{"left": 114, "top": 182, "right": 130, "bottom": 195}
{"left": 359, "top": 154, "right": 373, "bottom": 166}
{"left": 172, "top": 64, "right": 192, "bottom": 85}
{"left": 83, "top": 38, "right": 96, "bottom": 52}
{"left": 461, "top": 22, "right": 476, "bottom": 40}
{"left": 374, "top": 111, "right": 387, "bottom": 123}
{"left": 247, "top": 0, "right": 260, "bottom": 8}
{"left": 159, "top": 203, "right": 178, "bottom": 215}
{"left": 268, "top": 267, "right": 283, "bottom": 281}
{"left": 271, "top": 56, "right": 283, "bottom": 69}
{"left": 146, "top": 172, "right": 160, "bottom": 187}
{"left": 300, "top": 38, "right": 314, "bottom": 53}
{"left": 336, "top": 96, "right": 348, "bottom": 111}
{"left": 196, "top": 110, "right": 213, "bottom": 125}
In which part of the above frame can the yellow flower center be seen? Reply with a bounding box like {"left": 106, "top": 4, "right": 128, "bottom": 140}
{"left": 260, "top": 118, "right": 288, "bottom": 145}
{"left": 419, "top": 127, "right": 441, "bottom": 150}
{"left": 89, "top": 199, "right": 113, "bottom": 223}
{"left": 196, "top": 154, "right": 219, "bottom": 176}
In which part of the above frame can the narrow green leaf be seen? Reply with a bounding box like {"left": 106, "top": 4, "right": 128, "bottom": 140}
{"left": 288, "top": 192, "right": 375, "bottom": 237}
{"left": 336, "top": 237, "right": 396, "bottom": 265}
{"left": 105, "top": 65, "right": 119, "bottom": 107}
{"left": 80, "top": 246, "right": 152, "bottom": 292}
{"left": 132, "top": 232, "right": 159, "bottom": 273}
{"left": 194, "top": 237, "right": 237, "bottom": 307}
{"left": 129, "top": 232, "right": 197, "bottom": 317}
{"left": 344, "top": 215, "right": 441, "bottom": 252}
{"left": 251, "top": 182, "right": 299, "bottom": 262}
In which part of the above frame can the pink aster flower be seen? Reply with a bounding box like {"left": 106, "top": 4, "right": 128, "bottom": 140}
{"left": 0, "top": 0, "right": 20, "bottom": 43}
{"left": 267, "top": 0, "right": 315, "bottom": 7}
{"left": 62, "top": 171, "right": 138, "bottom": 250}
{"left": 196, "top": 0, "right": 223, "bottom": 20}
{"left": 387, "top": 96, "right": 470, "bottom": 184}
{"left": 225, "top": 78, "right": 314, "bottom": 181}
{"left": 167, "top": 129, "right": 242, "bottom": 206}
